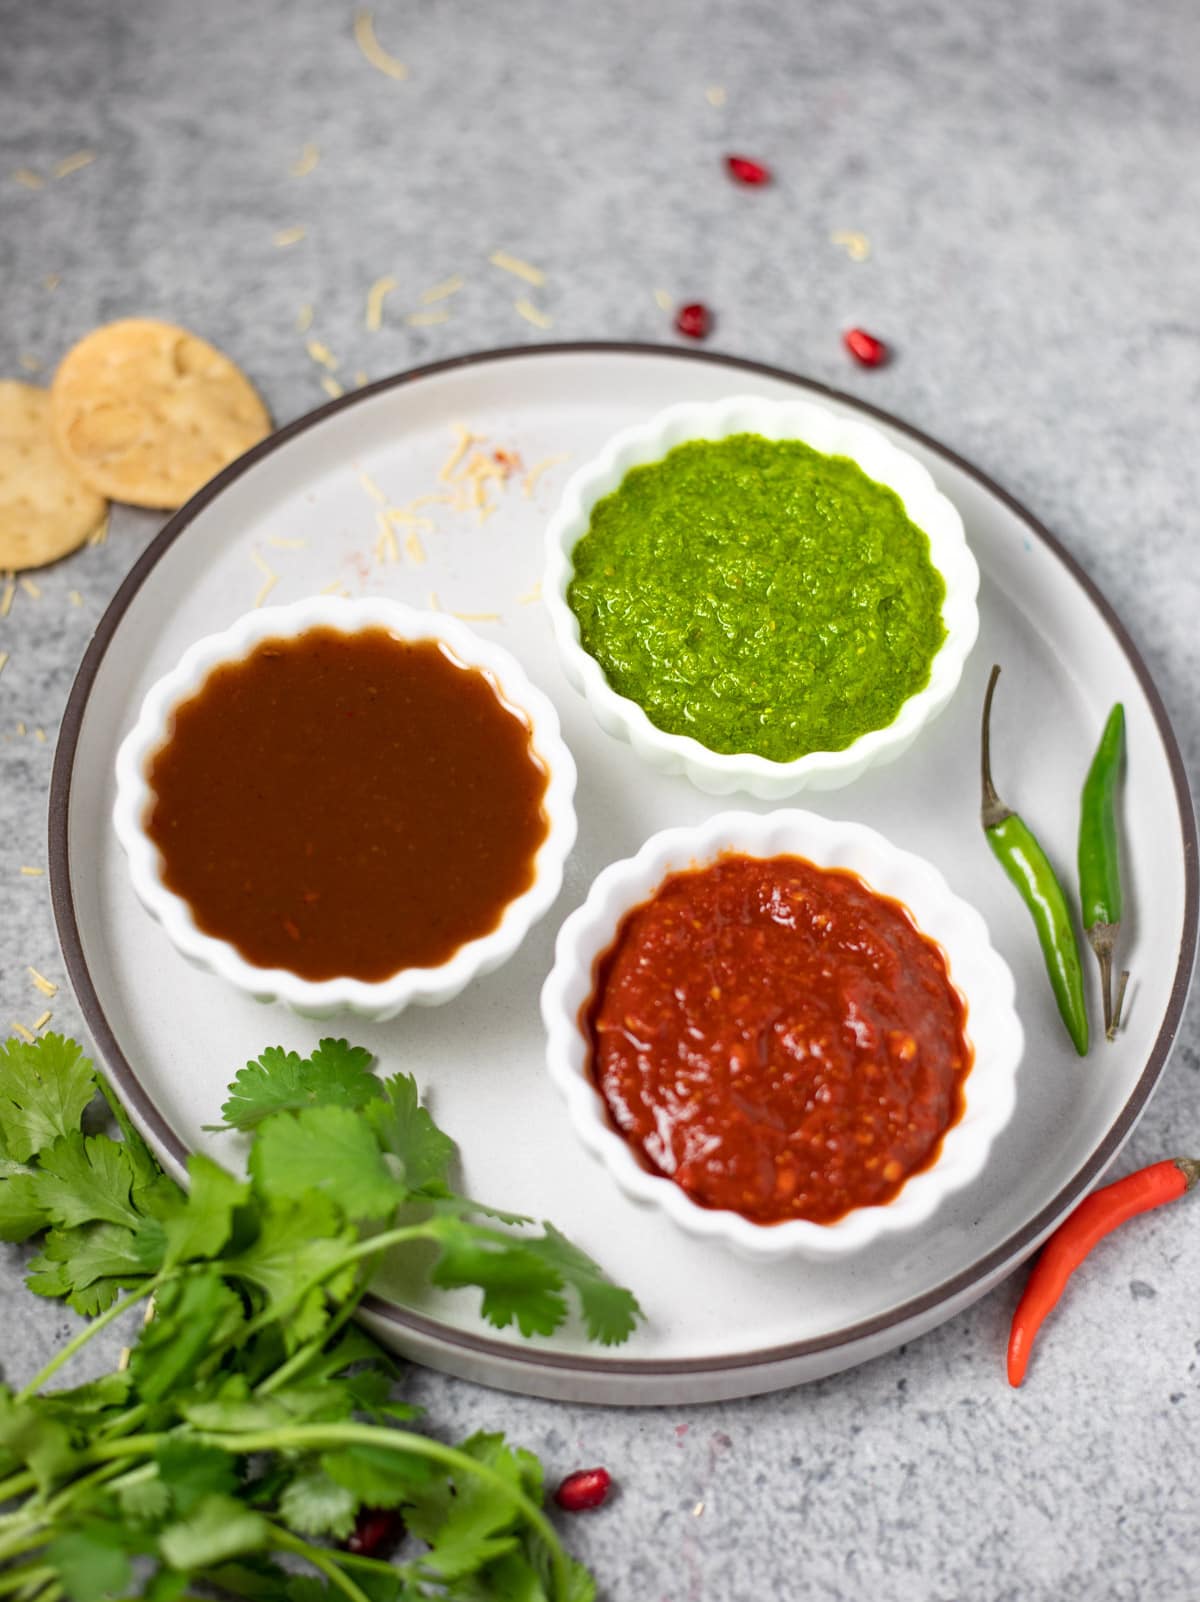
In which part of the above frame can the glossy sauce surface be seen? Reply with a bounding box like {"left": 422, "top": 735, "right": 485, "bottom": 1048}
{"left": 146, "top": 627, "right": 549, "bottom": 981}
{"left": 586, "top": 853, "right": 971, "bottom": 1224}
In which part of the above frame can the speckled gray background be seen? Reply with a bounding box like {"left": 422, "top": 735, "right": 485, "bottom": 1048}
{"left": 3, "top": 1, "right": 1199, "bottom": 1598}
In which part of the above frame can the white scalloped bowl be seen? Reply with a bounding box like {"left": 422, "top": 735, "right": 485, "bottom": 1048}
{"left": 113, "top": 596, "right": 577, "bottom": 1020}
{"left": 541, "top": 810, "right": 1021, "bottom": 1260}
{"left": 543, "top": 396, "right": 980, "bottom": 799}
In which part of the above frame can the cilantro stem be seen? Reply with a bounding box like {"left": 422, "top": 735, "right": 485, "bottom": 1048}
{"left": 0, "top": 1472, "right": 36, "bottom": 1507}
{"left": 0, "top": 1530, "right": 50, "bottom": 1565}
{"left": 328, "top": 1549, "right": 407, "bottom": 1577}
{"left": 256, "top": 1277, "right": 369, "bottom": 1397}
{"left": 190, "top": 1423, "right": 570, "bottom": 1602}
{"left": 268, "top": 1528, "right": 373, "bottom": 1602}
{"left": 14, "top": 1284, "right": 159, "bottom": 1403}
{"left": 0, "top": 1565, "right": 55, "bottom": 1597}
{"left": 240, "top": 1223, "right": 436, "bottom": 1341}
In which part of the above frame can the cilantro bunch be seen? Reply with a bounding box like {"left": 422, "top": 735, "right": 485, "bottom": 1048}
{"left": 0, "top": 1033, "right": 642, "bottom": 1602}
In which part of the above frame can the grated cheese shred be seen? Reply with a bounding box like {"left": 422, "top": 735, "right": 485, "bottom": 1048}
{"left": 420, "top": 274, "right": 464, "bottom": 304}
{"left": 353, "top": 9, "right": 408, "bottom": 80}
{"left": 53, "top": 150, "right": 96, "bottom": 178}
{"left": 489, "top": 251, "right": 545, "bottom": 286}
{"left": 365, "top": 275, "right": 398, "bottom": 331}
{"left": 514, "top": 298, "right": 552, "bottom": 330}
{"left": 831, "top": 229, "right": 871, "bottom": 262}
{"left": 522, "top": 453, "right": 568, "bottom": 497}
{"left": 306, "top": 339, "right": 337, "bottom": 369}
{"left": 251, "top": 550, "right": 279, "bottom": 608}
{"left": 28, "top": 968, "right": 58, "bottom": 997}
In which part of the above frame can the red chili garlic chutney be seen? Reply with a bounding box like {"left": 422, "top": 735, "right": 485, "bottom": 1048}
{"left": 585, "top": 853, "right": 971, "bottom": 1225}
{"left": 145, "top": 627, "right": 548, "bottom": 982}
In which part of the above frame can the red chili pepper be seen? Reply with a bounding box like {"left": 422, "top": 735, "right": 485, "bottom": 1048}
{"left": 1007, "top": 1156, "right": 1200, "bottom": 1387}
{"left": 725, "top": 155, "right": 771, "bottom": 186}
{"left": 554, "top": 1466, "right": 613, "bottom": 1512}
{"left": 674, "top": 302, "right": 711, "bottom": 341}
{"left": 843, "top": 327, "right": 888, "bottom": 367}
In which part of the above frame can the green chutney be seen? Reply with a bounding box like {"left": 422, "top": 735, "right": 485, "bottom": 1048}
{"left": 566, "top": 433, "right": 947, "bottom": 762}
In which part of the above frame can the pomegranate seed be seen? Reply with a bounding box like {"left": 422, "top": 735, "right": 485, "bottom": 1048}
{"left": 674, "top": 302, "right": 711, "bottom": 341}
{"left": 725, "top": 155, "right": 770, "bottom": 186}
{"left": 843, "top": 328, "right": 888, "bottom": 368}
{"left": 343, "top": 1507, "right": 405, "bottom": 1558}
{"left": 554, "top": 1466, "right": 613, "bottom": 1512}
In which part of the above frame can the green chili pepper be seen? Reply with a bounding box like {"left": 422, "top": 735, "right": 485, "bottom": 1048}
{"left": 980, "top": 665, "right": 1089, "bottom": 1057}
{"left": 1079, "top": 702, "right": 1127, "bottom": 1040}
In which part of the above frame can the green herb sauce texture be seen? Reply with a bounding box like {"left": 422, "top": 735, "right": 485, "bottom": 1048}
{"left": 567, "top": 433, "right": 948, "bottom": 761}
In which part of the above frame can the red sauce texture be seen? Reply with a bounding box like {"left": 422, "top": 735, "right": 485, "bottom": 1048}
{"left": 145, "top": 627, "right": 548, "bottom": 981}
{"left": 586, "top": 853, "right": 971, "bottom": 1224}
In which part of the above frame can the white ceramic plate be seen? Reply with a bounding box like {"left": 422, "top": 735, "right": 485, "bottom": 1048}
{"left": 50, "top": 344, "right": 1197, "bottom": 1406}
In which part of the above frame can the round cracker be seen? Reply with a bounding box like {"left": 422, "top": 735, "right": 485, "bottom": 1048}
{"left": 0, "top": 381, "right": 107, "bottom": 571}
{"left": 51, "top": 319, "right": 271, "bottom": 510}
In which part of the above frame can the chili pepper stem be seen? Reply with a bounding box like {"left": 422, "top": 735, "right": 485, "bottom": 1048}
{"left": 1110, "top": 969, "right": 1130, "bottom": 1039}
{"left": 1174, "top": 1157, "right": 1200, "bottom": 1190}
{"left": 1087, "top": 922, "right": 1117, "bottom": 1037}
{"left": 980, "top": 665, "right": 1012, "bottom": 830}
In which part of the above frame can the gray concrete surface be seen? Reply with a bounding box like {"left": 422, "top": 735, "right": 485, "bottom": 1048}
{"left": 2, "top": 1, "right": 1199, "bottom": 1598}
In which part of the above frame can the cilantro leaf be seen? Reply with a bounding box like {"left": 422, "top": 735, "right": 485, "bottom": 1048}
{"left": 178, "top": 1374, "right": 357, "bottom": 1436}
{"left": 36, "top": 1372, "right": 133, "bottom": 1420}
{"left": 366, "top": 1073, "right": 456, "bottom": 1195}
{"left": 522, "top": 1223, "right": 643, "bottom": 1346}
{"left": 117, "top": 1475, "right": 172, "bottom": 1524}
{"left": 158, "top": 1493, "right": 271, "bottom": 1570}
{"left": 278, "top": 1465, "right": 359, "bottom": 1538}
{"left": 429, "top": 1222, "right": 568, "bottom": 1337}
{"left": 0, "top": 1034, "right": 96, "bottom": 1161}
{"left": 45, "top": 1520, "right": 135, "bottom": 1602}
{"left": 163, "top": 1153, "right": 249, "bottom": 1268}
{"left": 33, "top": 1131, "right": 141, "bottom": 1230}
{"left": 0, "top": 1385, "right": 77, "bottom": 1490}
{"left": 26, "top": 1220, "right": 164, "bottom": 1314}
{"left": 225, "top": 1194, "right": 357, "bottom": 1342}
{"left": 320, "top": 1442, "right": 433, "bottom": 1506}
{"left": 404, "top": 1432, "right": 538, "bottom": 1582}
{"left": 249, "top": 1105, "right": 405, "bottom": 1222}
{"left": 214, "top": 1040, "right": 381, "bottom": 1131}
{"left": 156, "top": 1439, "right": 239, "bottom": 1515}
{"left": 0, "top": 1167, "right": 49, "bottom": 1241}
{"left": 131, "top": 1274, "right": 244, "bottom": 1404}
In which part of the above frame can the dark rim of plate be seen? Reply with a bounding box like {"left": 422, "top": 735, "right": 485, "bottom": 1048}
{"left": 48, "top": 342, "right": 1199, "bottom": 1382}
